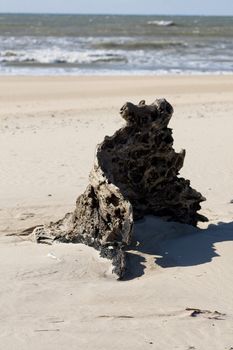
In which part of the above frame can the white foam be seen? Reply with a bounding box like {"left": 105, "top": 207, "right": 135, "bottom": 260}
{"left": 0, "top": 34, "right": 232, "bottom": 75}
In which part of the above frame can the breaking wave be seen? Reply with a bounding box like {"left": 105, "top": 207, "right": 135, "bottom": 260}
{"left": 147, "top": 20, "right": 175, "bottom": 27}
{"left": 92, "top": 40, "right": 186, "bottom": 50}
{"left": 0, "top": 49, "right": 128, "bottom": 65}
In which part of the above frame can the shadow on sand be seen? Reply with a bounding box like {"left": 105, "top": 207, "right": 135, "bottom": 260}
{"left": 123, "top": 216, "right": 233, "bottom": 281}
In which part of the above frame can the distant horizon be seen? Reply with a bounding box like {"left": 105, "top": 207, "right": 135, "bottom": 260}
{"left": 0, "top": 12, "right": 232, "bottom": 17}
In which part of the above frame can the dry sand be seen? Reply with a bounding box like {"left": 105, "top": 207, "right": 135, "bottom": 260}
{"left": 0, "top": 75, "right": 233, "bottom": 349}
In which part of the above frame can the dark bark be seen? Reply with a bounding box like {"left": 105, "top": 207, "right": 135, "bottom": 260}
{"left": 32, "top": 98, "right": 207, "bottom": 279}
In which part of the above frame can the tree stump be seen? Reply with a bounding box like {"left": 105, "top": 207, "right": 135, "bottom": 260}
{"left": 32, "top": 98, "right": 207, "bottom": 278}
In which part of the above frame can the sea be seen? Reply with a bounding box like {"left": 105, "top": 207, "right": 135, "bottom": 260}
{"left": 0, "top": 14, "right": 232, "bottom": 75}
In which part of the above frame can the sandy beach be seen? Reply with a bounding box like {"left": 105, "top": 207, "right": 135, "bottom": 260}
{"left": 1, "top": 75, "right": 233, "bottom": 349}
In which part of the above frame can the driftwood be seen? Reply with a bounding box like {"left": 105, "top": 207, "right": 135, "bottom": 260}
{"left": 32, "top": 98, "right": 207, "bottom": 278}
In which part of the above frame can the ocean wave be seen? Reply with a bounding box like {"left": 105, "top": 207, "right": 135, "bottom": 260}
{"left": 0, "top": 49, "right": 127, "bottom": 65}
{"left": 92, "top": 40, "right": 186, "bottom": 50}
{"left": 2, "top": 51, "right": 18, "bottom": 57}
{"left": 0, "top": 31, "right": 232, "bottom": 75}
{"left": 147, "top": 20, "right": 175, "bottom": 27}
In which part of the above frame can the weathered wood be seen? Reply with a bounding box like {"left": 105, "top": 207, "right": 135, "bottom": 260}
{"left": 32, "top": 98, "right": 207, "bottom": 278}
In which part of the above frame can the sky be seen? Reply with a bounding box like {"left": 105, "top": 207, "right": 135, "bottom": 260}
{"left": 0, "top": 0, "right": 233, "bottom": 16}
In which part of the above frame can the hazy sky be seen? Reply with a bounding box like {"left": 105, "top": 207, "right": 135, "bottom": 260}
{"left": 0, "top": 0, "right": 233, "bottom": 16}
